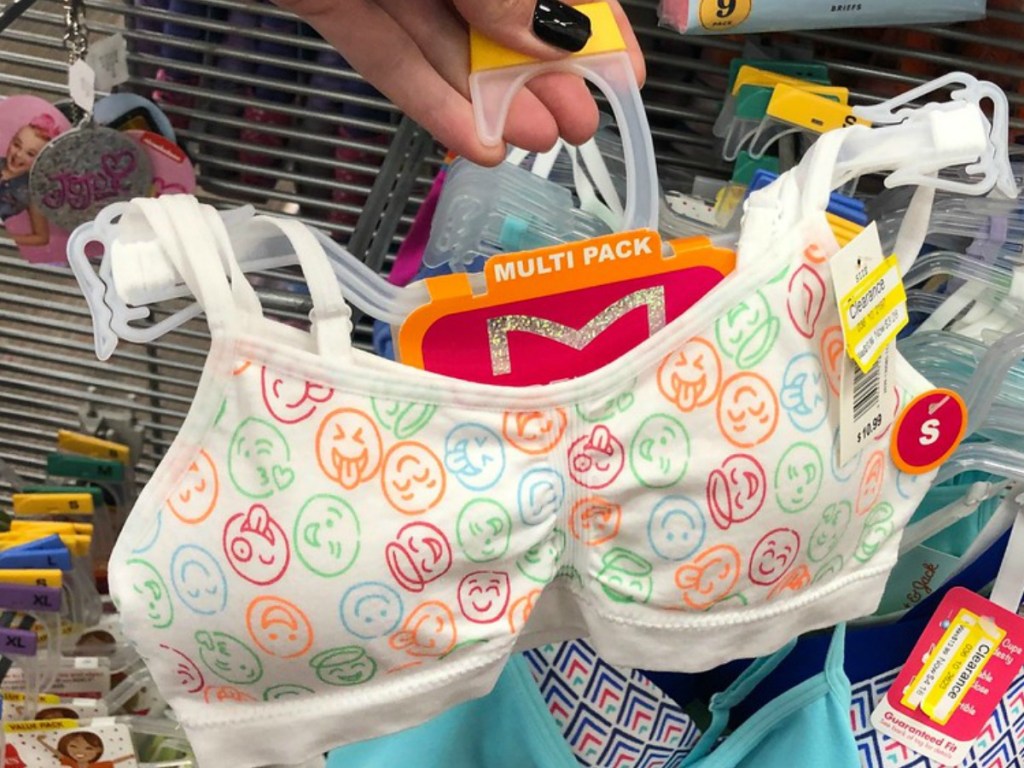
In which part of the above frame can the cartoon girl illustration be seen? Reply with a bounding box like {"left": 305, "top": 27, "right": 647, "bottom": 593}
{"left": 35, "top": 731, "right": 133, "bottom": 768}
{"left": 1, "top": 114, "right": 61, "bottom": 248}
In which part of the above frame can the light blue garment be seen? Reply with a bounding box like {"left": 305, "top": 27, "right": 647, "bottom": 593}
{"left": 680, "top": 624, "right": 856, "bottom": 768}
{"left": 325, "top": 655, "right": 578, "bottom": 768}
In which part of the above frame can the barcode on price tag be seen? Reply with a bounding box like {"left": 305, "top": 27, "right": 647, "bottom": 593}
{"left": 829, "top": 222, "right": 901, "bottom": 465}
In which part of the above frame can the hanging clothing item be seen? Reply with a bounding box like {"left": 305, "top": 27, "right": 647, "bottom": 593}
{"left": 107, "top": 121, "right": 943, "bottom": 767}
{"left": 324, "top": 654, "right": 577, "bottom": 768}
{"left": 681, "top": 624, "right": 857, "bottom": 768}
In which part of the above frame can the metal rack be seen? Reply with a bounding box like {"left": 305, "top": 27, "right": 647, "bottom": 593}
{"left": 1, "top": 0, "right": 1023, "bottom": 499}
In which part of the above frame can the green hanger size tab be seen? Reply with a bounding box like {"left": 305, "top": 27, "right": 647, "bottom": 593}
{"left": 46, "top": 454, "right": 124, "bottom": 483}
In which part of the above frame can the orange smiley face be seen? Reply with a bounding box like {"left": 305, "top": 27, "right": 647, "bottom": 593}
{"left": 675, "top": 544, "right": 741, "bottom": 610}
{"left": 316, "top": 408, "right": 382, "bottom": 490}
{"left": 569, "top": 497, "right": 622, "bottom": 547}
{"left": 168, "top": 449, "right": 220, "bottom": 524}
{"left": 389, "top": 601, "right": 457, "bottom": 658}
{"left": 856, "top": 451, "right": 886, "bottom": 516}
{"left": 820, "top": 325, "right": 844, "bottom": 397}
{"left": 503, "top": 409, "right": 568, "bottom": 455}
{"left": 382, "top": 441, "right": 446, "bottom": 515}
{"left": 657, "top": 337, "right": 722, "bottom": 413}
{"left": 716, "top": 373, "right": 779, "bottom": 449}
{"left": 245, "top": 596, "right": 314, "bottom": 659}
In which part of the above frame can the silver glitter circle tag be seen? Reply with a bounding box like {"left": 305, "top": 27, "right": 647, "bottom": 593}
{"left": 29, "top": 124, "right": 152, "bottom": 231}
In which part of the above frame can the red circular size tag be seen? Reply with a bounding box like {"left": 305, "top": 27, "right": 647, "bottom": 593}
{"left": 891, "top": 388, "right": 968, "bottom": 475}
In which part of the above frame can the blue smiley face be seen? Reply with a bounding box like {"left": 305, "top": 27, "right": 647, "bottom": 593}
{"left": 340, "top": 582, "right": 404, "bottom": 640}
{"left": 444, "top": 424, "right": 506, "bottom": 491}
{"left": 171, "top": 545, "right": 228, "bottom": 616}
{"left": 780, "top": 353, "right": 830, "bottom": 433}
{"left": 647, "top": 496, "right": 706, "bottom": 561}
{"left": 517, "top": 468, "right": 566, "bottom": 526}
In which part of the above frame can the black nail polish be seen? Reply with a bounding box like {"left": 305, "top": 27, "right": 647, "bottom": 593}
{"left": 533, "top": 0, "right": 592, "bottom": 53}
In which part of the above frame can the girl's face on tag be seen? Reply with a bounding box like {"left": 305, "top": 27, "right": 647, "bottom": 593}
{"left": 6, "top": 126, "right": 47, "bottom": 175}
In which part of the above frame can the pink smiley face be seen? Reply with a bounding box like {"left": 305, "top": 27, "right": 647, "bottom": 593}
{"left": 786, "top": 264, "right": 827, "bottom": 339}
{"left": 382, "top": 441, "right": 446, "bottom": 515}
{"left": 706, "top": 453, "right": 767, "bottom": 530}
{"left": 457, "top": 571, "right": 511, "bottom": 624}
{"left": 316, "top": 408, "right": 383, "bottom": 490}
{"left": 223, "top": 504, "right": 290, "bottom": 586}
{"left": 658, "top": 337, "right": 723, "bottom": 413}
{"left": 749, "top": 528, "right": 800, "bottom": 586}
{"left": 385, "top": 522, "right": 453, "bottom": 593}
{"left": 160, "top": 644, "right": 205, "bottom": 694}
{"left": 260, "top": 367, "right": 334, "bottom": 424}
{"left": 717, "top": 373, "right": 779, "bottom": 449}
{"left": 856, "top": 451, "right": 886, "bottom": 516}
{"left": 568, "top": 425, "right": 625, "bottom": 489}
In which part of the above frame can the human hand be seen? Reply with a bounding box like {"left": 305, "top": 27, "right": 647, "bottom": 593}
{"left": 270, "top": 0, "right": 645, "bottom": 165}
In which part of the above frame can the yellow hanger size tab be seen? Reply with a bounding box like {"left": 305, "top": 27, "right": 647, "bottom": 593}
{"left": 57, "top": 430, "right": 131, "bottom": 464}
{"left": 826, "top": 212, "right": 864, "bottom": 247}
{"left": 0, "top": 569, "right": 62, "bottom": 589}
{"left": 470, "top": 2, "right": 625, "bottom": 73}
{"left": 11, "top": 493, "right": 95, "bottom": 517}
{"left": 767, "top": 84, "right": 871, "bottom": 134}
{"left": 732, "top": 66, "right": 849, "bottom": 103}
{"left": 10, "top": 521, "right": 93, "bottom": 536}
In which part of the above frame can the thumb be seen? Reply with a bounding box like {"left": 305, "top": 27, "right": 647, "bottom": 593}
{"left": 452, "top": 0, "right": 594, "bottom": 57}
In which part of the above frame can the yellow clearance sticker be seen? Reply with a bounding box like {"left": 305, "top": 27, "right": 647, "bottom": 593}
{"left": 839, "top": 254, "right": 908, "bottom": 373}
{"left": 698, "top": 0, "right": 751, "bottom": 31}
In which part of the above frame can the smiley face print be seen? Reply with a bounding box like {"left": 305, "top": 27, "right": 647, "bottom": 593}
{"left": 245, "top": 596, "right": 313, "bottom": 659}
{"left": 316, "top": 408, "right": 382, "bottom": 490}
{"left": 167, "top": 449, "right": 219, "bottom": 524}
{"left": 786, "top": 264, "right": 827, "bottom": 339}
{"left": 389, "top": 601, "right": 457, "bottom": 658}
{"left": 706, "top": 453, "right": 767, "bottom": 530}
{"left": 503, "top": 409, "right": 568, "bottom": 455}
{"left": 340, "top": 582, "right": 404, "bottom": 640}
{"left": 657, "top": 337, "right": 722, "bottom": 413}
{"left": 222, "top": 503, "right": 290, "bottom": 586}
{"left": 159, "top": 644, "right": 204, "bottom": 693}
{"left": 629, "top": 414, "right": 690, "bottom": 488}
{"left": 715, "top": 291, "right": 781, "bottom": 369}
{"left": 569, "top": 497, "right": 622, "bottom": 547}
{"left": 170, "top": 545, "right": 228, "bottom": 616}
{"left": 381, "top": 441, "right": 446, "bottom": 515}
{"left": 294, "top": 494, "right": 361, "bottom": 577}
{"left": 260, "top": 367, "right": 334, "bottom": 424}
{"left": 675, "top": 545, "right": 741, "bottom": 610}
{"left": 457, "top": 571, "right": 511, "bottom": 624}
{"left": 820, "top": 325, "right": 844, "bottom": 397}
{"left": 195, "top": 630, "right": 263, "bottom": 686}
{"left": 856, "top": 451, "right": 886, "bottom": 517}
{"left": 647, "top": 496, "right": 706, "bottom": 561}
{"left": 779, "top": 353, "right": 830, "bottom": 433}
{"left": 716, "top": 373, "right": 779, "bottom": 449}
{"left": 457, "top": 499, "right": 513, "bottom": 563}
{"left": 748, "top": 528, "right": 801, "bottom": 587}
{"left": 773, "top": 442, "right": 824, "bottom": 514}
{"left": 310, "top": 646, "right": 377, "bottom": 686}
{"left": 385, "top": 522, "right": 453, "bottom": 592}
{"left": 568, "top": 425, "right": 626, "bottom": 490}
{"left": 597, "top": 548, "right": 653, "bottom": 604}
{"left": 807, "top": 501, "right": 852, "bottom": 563}
{"left": 517, "top": 468, "right": 566, "bottom": 526}
{"left": 516, "top": 528, "right": 566, "bottom": 584}
{"left": 126, "top": 559, "right": 173, "bottom": 629}
{"left": 855, "top": 502, "right": 895, "bottom": 563}
{"left": 445, "top": 424, "right": 506, "bottom": 492}
{"left": 228, "top": 418, "right": 295, "bottom": 499}
{"left": 372, "top": 398, "right": 437, "bottom": 440}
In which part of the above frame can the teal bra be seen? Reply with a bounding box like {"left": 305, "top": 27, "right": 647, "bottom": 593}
{"left": 680, "top": 624, "right": 856, "bottom": 768}
{"left": 324, "top": 654, "right": 578, "bottom": 768}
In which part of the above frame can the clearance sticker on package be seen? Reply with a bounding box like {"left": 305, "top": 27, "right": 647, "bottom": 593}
{"left": 871, "top": 588, "right": 1024, "bottom": 765}
{"left": 838, "top": 253, "right": 908, "bottom": 374}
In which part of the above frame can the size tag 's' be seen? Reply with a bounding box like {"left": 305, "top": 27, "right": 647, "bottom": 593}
{"left": 829, "top": 223, "right": 899, "bottom": 465}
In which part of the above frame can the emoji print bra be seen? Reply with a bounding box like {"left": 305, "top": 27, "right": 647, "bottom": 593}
{"left": 108, "top": 133, "right": 938, "bottom": 768}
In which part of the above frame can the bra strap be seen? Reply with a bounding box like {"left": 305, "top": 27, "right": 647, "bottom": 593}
{"left": 252, "top": 215, "right": 354, "bottom": 362}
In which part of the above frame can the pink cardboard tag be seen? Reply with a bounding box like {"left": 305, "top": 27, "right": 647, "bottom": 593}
{"left": 871, "top": 587, "right": 1024, "bottom": 764}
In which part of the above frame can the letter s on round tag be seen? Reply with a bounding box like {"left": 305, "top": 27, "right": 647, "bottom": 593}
{"left": 891, "top": 388, "right": 968, "bottom": 475}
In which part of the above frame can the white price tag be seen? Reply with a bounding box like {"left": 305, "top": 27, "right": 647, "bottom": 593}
{"left": 68, "top": 58, "right": 96, "bottom": 114}
{"left": 86, "top": 34, "right": 130, "bottom": 92}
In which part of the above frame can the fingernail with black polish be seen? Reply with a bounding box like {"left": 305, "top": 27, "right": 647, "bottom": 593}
{"left": 533, "top": 0, "right": 592, "bottom": 52}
